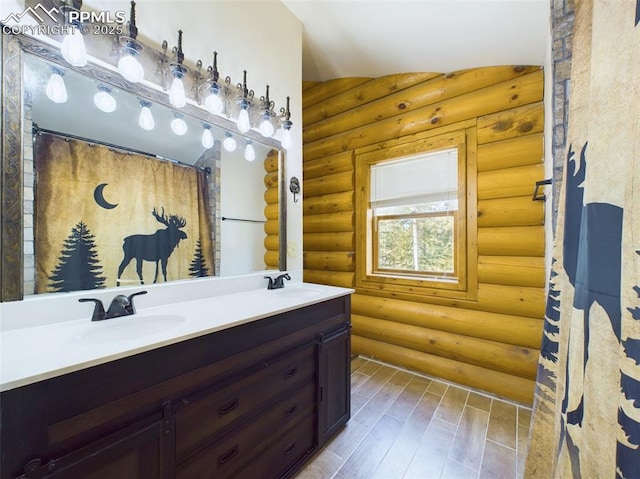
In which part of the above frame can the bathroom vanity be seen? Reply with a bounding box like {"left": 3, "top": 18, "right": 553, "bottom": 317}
{"left": 0, "top": 285, "right": 352, "bottom": 479}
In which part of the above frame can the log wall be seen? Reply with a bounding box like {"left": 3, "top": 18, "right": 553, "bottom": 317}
{"left": 263, "top": 149, "right": 279, "bottom": 269}
{"left": 302, "top": 67, "right": 546, "bottom": 404}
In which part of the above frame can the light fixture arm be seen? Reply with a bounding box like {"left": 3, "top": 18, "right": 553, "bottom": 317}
{"left": 193, "top": 59, "right": 205, "bottom": 104}
{"left": 280, "top": 96, "right": 291, "bottom": 123}
{"left": 127, "top": 0, "right": 138, "bottom": 39}
{"left": 260, "top": 85, "right": 275, "bottom": 112}
{"left": 174, "top": 29, "right": 185, "bottom": 65}
{"left": 157, "top": 40, "right": 171, "bottom": 90}
{"left": 208, "top": 51, "right": 220, "bottom": 85}
{"left": 236, "top": 70, "right": 254, "bottom": 104}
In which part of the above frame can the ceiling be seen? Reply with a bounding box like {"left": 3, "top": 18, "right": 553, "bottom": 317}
{"left": 281, "top": 0, "right": 551, "bottom": 82}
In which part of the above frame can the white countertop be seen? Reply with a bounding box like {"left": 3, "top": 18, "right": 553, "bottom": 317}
{"left": 0, "top": 283, "right": 353, "bottom": 392}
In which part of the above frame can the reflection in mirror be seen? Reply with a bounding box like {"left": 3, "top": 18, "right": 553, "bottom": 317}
{"left": 19, "top": 48, "right": 281, "bottom": 297}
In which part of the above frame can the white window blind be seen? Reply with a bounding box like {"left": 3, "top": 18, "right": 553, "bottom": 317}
{"left": 370, "top": 148, "right": 458, "bottom": 209}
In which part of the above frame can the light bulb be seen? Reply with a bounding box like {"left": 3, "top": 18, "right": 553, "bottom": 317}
{"left": 60, "top": 26, "right": 87, "bottom": 67}
{"left": 45, "top": 72, "right": 67, "bottom": 104}
{"left": 223, "top": 133, "right": 237, "bottom": 152}
{"left": 171, "top": 116, "right": 188, "bottom": 135}
{"left": 237, "top": 107, "right": 251, "bottom": 133}
{"left": 205, "top": 91, "right": 224, "bottom": 114}
{"left": 93, "top": 88, "right": 116, "bottom": 113}
{"left": 169, "top": 76, "right": 186, "bottom": 108}
{"left": 244, "top": 143, "right": 256, "bottom": 162}
{"left": 281, "top": 127, "right": 293, "bottom": 150}
{"left": 259, "top": 118, "right": 274, "bottom": 138}
{"left": 118, "top": 53, "right": 144, "bottom": 83}
{"left": 202, "top": 127, "right": 214, "bottom": 149}
{"left": 138, "top": 103, "right": 154, "bottom": 130}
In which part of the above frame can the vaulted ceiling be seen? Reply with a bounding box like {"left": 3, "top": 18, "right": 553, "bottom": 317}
{"left": 281, "top": 0, "right": 551, "bottom": 81}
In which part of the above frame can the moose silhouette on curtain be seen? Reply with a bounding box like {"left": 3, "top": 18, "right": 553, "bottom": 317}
{"left": 117, "top": 207, "right": 188, "bottom": 285}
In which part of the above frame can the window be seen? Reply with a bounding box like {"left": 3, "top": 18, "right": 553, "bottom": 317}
{"left": 371, "top": 148, "right": 458, "bottom": 278}
{"left": 355, "top": 128, "right": 477, "bottom": 300}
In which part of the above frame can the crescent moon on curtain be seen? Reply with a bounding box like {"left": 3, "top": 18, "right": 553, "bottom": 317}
{"left": 94, "top": 183, "right": 118, "bottom": 209}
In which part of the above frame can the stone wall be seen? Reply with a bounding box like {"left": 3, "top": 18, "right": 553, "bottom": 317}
{"left": 551, "top": 0, "right": 574, "bottom": 226}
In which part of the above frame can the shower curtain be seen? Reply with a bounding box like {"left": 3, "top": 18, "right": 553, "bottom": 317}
{"left": 525, "top": 0, "right": 640, "bottom": 477}
{"left": 34, "top": 132, "right": 214, "bottom": 293}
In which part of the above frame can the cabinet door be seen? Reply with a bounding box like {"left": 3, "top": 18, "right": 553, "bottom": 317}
{"left": 17, "top": 413, "right": 174, "bottom": 479}
{"left": 317, "top": 323, "right": 351, "bottom": 446}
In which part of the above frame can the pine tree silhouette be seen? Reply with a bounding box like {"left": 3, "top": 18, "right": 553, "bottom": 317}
{"left": 189, "top": 240, "right": 210, "bottom": 277}
{"left": 48, "top": 221, "right": 106, "bottom": 292}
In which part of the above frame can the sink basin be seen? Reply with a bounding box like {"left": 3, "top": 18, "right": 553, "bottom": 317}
{"left": 71, "top": 314, "right": 186, "bottom": 344}
{"left": 271, "top": 286, "right": 324, "bottom": 299}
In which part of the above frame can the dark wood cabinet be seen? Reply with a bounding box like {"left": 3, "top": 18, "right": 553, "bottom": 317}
{"left": 0, "top": 295, "right": 351, "bottom": 479}
{"left": 15, "top": 414, "right": 173, "bottom": 479}
{"left": 318, "top": 323, "right": 351, "bottom": 446}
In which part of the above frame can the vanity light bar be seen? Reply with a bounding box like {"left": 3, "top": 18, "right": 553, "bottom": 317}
{"left": 49, "top": 0, "right": 294, "bottom": 147}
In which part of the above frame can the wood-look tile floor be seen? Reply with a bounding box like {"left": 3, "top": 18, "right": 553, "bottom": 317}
{"left": 295, "top": 357, "right": 531, "bottom": 479}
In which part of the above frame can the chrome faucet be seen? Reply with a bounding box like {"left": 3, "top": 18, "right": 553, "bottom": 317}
{"left": 264, "top": 273, "right": 291, "bottom": 290}
{"left": 79, "top": 291, "right": 148, "bottom": 321}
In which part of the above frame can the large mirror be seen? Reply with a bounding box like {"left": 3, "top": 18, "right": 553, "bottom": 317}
{"left": 0, "top": 31, "right": 286, "bottom": 301}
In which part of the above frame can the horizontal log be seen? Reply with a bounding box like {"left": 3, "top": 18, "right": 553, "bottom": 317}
{"left": 264, "top": 170, "right": 278, "bottom": 189}
{"left": 304, "top": 67, "right": 542, "bottom": 144}
{"left": 478, "top": 164, "right": 545, "bottom": 200}
{"left": 303, "top": 150, "right": 353, "bottom": 178}
{"left": 264, "top": 219, "right": 279, "bottom": 236}
{"left": 302, "top": 77, "right": 371, "bottom": 110}
{"left": 357, "top": 128, "right": 466, "bottom": 164}
{"left": 304, "top": 171, "right": 354, "bottom": 197}
{"left": 351, "top": 314, "right": 538, "bottom": 379}
{"left": 303, "top": 251, "right": 354, "bottom": 272}
{"left": 354, "top": 120, "right": 475, "bottom": 157}
{"left": 351, "top": 293, "right": 543, "bottom": 349}
{"left": 478, "top": 255, "right": 546, "bottom": 288}
{"left": 477, "top": 283, "right": 545, "bottom": 318}
{"left": 303, "top": 232, "right": 354, "bottom": 251}
{"left": 303, "top": 72, "right": 440, "bottom": 126}
{"left": 304, "top": 269, "right": 355, "bottom": 288}
{"left": 263, "top": 149, "right": 279, "bottom": 173}
{"left": 478, "top": 226, "right": 545, "bottom": 256}
{"left": 264, "top": 235, "right": 279, "bottom": 251}
{"left": 264, "top": 203, "right": 279, "bottom": 220}
{"left": 264, "top": 251, "right": 279, "bottom": 268}
{"left": 304, "top": 70, "right": 544, "bottom": 160}
{"left": 352, "top": 336, "right": 535, "bottom": 404}
{"left": 477, "top": 102, "right": 544, "bottom": 144}
{"left": 477, "top": 196, "right": 544, "bottom": 227}
{"left": 303, "top": 191, "right": 354, "bottom": 216}
{"left": 303, "top": 211, "right": 354, "bottom": 233}
{"left": 264, "top": 187, "right": 278, "bottom": 205}
{"left": 477, "top": 132, "right": 543, "bottom": 172}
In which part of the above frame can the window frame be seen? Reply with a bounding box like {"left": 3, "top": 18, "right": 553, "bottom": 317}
{"left": 373, "top": 210, "right": 458, "bottom": 278}
{"left": 355, "top": 126, "right": 478, "bottom": 301}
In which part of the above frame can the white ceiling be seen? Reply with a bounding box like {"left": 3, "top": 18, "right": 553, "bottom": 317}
{"left": 281, "top": 0, "right": 551, "bottom": 82}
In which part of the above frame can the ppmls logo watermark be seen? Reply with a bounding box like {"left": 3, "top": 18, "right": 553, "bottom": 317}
{"left": 2, "top": 3, "right": 126, "bottom": 36}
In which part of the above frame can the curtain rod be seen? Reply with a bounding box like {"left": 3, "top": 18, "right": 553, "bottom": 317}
{"left": 31, "top": 125, "right": 211, "bottom": 174}
{"left": 221, "top": 216, "right": 266, "bottom": 224}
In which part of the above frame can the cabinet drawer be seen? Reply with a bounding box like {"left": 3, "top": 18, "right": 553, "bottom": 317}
{"left": 235, "top": 413, "right": 316, "bottom": 479}
{"left": 176, "top": 381, "right": 316, "bottom": 479}
{"left": 176, "top": 344, "right": 315, "bottom": 459}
